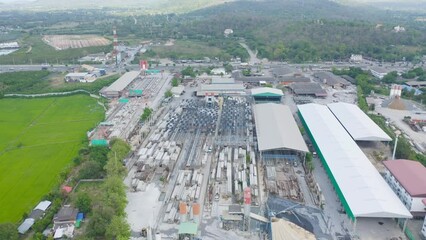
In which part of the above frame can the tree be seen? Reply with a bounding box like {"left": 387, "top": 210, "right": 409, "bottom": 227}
{"left": 0, "top": 223, "right": 18, "bottom": 240}
{"left": 89, "top": 146, "right": 110, "bottom": 167}
{"left": 171, "top": 78, "right": 179, "bottom": 87}
{"left": 381, "top": 71, "right": 398, "bottom": 83}
{"left": 140, "top": 107, "right": 153, "bottom": 122}
{"left": 105, "top": 216, "right": 131, "bottom": 240}
{"left": 103, "top": 176, "right": 127, "bottom": 215}
{"left": 87, "top": 205, "right": 115, "bottom": 237}
{"left": 75, "top": 192, "right": 92, "bottom": 213}
{"left": 78, "top": 161, "right": 104, "bottom": 179}
{"left": 164, "top": 90, "right": 173, "bottom": 98}
{"left": 181, "top": 66, "right": 196, "bottom": 77}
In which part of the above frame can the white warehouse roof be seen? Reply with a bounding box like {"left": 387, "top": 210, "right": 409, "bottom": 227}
{"left": 254, "top": 103, "right": 308, "bottom": 152}
{"left": 328, "top": 102, "right": 391, "bottom": 141}
{"left": 104, "top": 71, "right": 139, "bottom": 92}
{"left": 298, "top": 103, "right": 411, "bottom": 219}
{"left": 251, "top": 87, "right": 284, "bottom": 96}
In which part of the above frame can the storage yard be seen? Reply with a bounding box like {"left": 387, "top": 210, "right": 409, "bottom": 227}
{"left": 82, "top": 65, "right": 424, "bottom": 240}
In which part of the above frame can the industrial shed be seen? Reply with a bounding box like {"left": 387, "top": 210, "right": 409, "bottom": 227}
{"left": 289, "top": 83, "right": 327, "bottom": 97}
{"left": 328, "top": 102, "right": 392, "bottom": 141}
{"left": 100, "top": 71, "right": 140, "bottom": 98}
{"left": 314, "top": 72, "right": 350, "bottom": 88}
{"left": 298, "top": 104, "right": 412, "bottom": 223}
{"left": 251, "top": 87, "right": 283, "bottom": 102}
{"left": 253, "top": 103, "right": 308, "bottom": 163}
{"left": 196, "top": 84, "right": 246, "bottom": 97}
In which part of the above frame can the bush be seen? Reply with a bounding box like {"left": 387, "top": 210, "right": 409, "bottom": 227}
{"left": 75, "top": 192, "right": 92, "bottom": 214}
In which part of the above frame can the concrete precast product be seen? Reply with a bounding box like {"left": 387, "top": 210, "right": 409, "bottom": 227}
{"left": 195, "top": 186, "right": 201, "bottom": 200}
{"left": 234, "top": 180, "right": 239, "bottom": 194}
{"left": 138, "top": 147, "right": 148, "bottom": 156}
{"left": 197, "top": 175, "right": 203, "bottom": 186}
{"left": 166, "top": 202, "right": 173, "bottom": 213}
{"left": 216, "top": 164, "right": 222, "bottom": 180}
{"left": 227, "top": 163, "right": 232, "bottom": 194}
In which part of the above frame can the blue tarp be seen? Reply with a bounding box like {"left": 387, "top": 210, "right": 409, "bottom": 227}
{"left": 77, "top": 213, "right": 84, "bottom": 221}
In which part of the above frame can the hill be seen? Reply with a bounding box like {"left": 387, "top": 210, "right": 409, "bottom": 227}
{"left": 0, "top": 0, "right": 234, "bottom": 13}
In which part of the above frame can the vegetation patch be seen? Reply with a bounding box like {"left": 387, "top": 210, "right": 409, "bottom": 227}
{"left": 0, "top": 95, "right": 104, "bottom": 222}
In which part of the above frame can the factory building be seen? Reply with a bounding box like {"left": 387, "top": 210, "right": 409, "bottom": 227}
{"left": 100, "top": 71, "right": 140, "bottom": 98}
{"left": 196, "top": 83, "right": 246, "bottom": 97}
{"left": 313, "top": 72, "right": 350, "bottom": 88}
{"left": 327, "top": 102, "right": 392, "bottom": 142}
{"left": 253, "top": 103, "right": 308, "bottom": 165}
{"left": 298, "top": 104, "right": 412, "bottom": 230}
{"left": 382, "top": 160, "right": 426, "bottom": 218}
{"left": 251, "top": 87, "right": 283, "bottom": 102}
{"left": 289, "top": 82, "right": 327, "bottom": 97}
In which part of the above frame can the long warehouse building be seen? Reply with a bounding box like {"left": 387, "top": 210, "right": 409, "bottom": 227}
{"left": 328, "top": 102, "right": 392, "bottom": 141}
{"left": 254, "top": 103, "right": 308, "bottom": 163}
{"left": 298, "top": 103, "right": 411, "bottom": 223}
{"left": 100, "top": 71, "right": 140, "bottom": 98}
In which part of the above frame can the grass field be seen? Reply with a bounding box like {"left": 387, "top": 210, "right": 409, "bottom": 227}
{"left": 150, "top": 40, "right": 225, "bottom": 60}
{"left": 0, "top": 95, "right": 104, "bottom": 223}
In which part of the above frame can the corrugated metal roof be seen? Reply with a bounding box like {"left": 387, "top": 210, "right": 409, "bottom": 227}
{"left": 253, "top": 103, "right": 308, "bottom": 152}
{"left": 271, "top": 218, "right": 316, "bottom": 240}
{"left": 251, "top": 87, "right": 284, "bottom": 97}
{"left": 328, "top": 102, "right": 392, "bottom": 141}
{"left": 298, "top": 103, "right": 412, "bottom": 219}
{"left": 34, "top": 200, "right": 51, "bottom": 211}
{"left": 18, "top": 218, "right": 35, "bottom": 234}
{"left": 103, "top": 71, "right": 139, "bottom": 92}
{"left": 383, "top": 160, "right": 426, "bottom": 197}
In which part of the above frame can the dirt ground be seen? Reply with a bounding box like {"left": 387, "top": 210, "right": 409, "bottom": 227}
{"left": 43, "top": 35, "right": 111, "bottom": 50}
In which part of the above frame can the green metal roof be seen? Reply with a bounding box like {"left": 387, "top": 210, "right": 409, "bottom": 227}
{"left": 91, "top": 139, "right": 108, "bottom": 146}
{"left": 252, "top": 92, "right": 282, "bottom": 97}
{"left": 178, "top": 222, "right": 198, "bottom": 235}
{"left": 119, "top": 98, "right": 129, "bottom": 103}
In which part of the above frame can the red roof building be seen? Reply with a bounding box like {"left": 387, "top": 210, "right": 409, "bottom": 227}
{"left": 383, "top": 160, "right": 426, "bottom": 217}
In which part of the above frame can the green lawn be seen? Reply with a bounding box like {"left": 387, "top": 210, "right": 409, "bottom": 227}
{"left": 0, "top": 95, "right": 104, "bottom": 223}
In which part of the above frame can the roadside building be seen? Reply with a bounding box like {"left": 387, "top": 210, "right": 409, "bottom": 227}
{"left": 100, "top": 71, "right": 140, "bottom": 98}
{"left": 313, "top": 72, "right": 350, "bottom": 88}
{"left": 178, "top": 222, "right": 198, "bottom": 240}
{"left": 211, "top": 76, "right": 235, "bottom": 84}
{"left": 280, "top": 75, "right": 310, "bottom": 86}
{"left": 382, "top": 160, "right": 426, "bottom": 218}
{"left": 271, "top": 67, "right": 299, "bottom": 78}
{"left": 370, "top": 67, "right": 390, "bottom": 79}
{"left": 211, "top": 67, "right": 226, "bottom": 75}
{"left": 251, "top": 87, "right": 283, "bottom": 102}
{"left": 30, "top": 200, "right": 52, "bottom": 220}
{"left": 405, "top": 81, "right": 426, "bottom": 88}
{"left": 289, "top": 82, "right": 327, "bottom": 97}
{"left": 64, "top": 73, "right": 96, "bottom": 83}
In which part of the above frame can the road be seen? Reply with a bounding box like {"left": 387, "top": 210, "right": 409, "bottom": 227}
{"left": 239, "top": 42, "right": 260, "bottom": 65}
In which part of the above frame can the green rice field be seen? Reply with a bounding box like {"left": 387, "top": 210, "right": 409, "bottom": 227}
{"left": 0, "top": 95, "right": 104, "bottom": 223}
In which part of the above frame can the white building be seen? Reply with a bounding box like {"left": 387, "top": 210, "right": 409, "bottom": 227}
{"left": 383, "top": 160, "right": 426, "bottom": 218}
{"left": 224, "top": 29, "right": 233, "bottom": 37}
{"left": 64, "top": 73, "right": 96, "bottom": 83}
{"left": 393, "top": 25, "right": 406, "bottom": 32}
{"left": 350, "top": 54, "right": 363, "bottom": 62}
{"left": 370, "top": 67, "right": 390, "bottom": 79}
